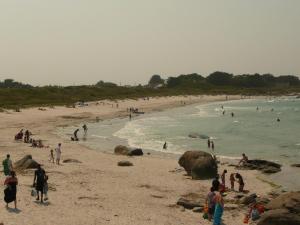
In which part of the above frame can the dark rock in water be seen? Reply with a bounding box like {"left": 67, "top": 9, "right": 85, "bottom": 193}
{"left": 257, "top": 192, "right": 300, "bottom": 225}
{"left": 63, "top": 159, "right": 82, "bottom": 163}
{"left": 178, "top": 151, "right": 218, "bottom": 180}
{"left": 242, "top": 159, "right": 281, "bottom": 174}
{"left": 14, "top": 155, "right": 39, "bottom": 170}
{"left": 188, "top": 133, "right": 209, "bottom": 139}
{"left": 177, "top": 197, "right": 202, "bottom": 210}
{"left": 114, "top": 145, "right": 143, "bottom": 156}
{"left": 128, "top": 148, "right": 143, "bottom": 156}
{"left": 118, "top": 161, "right": 133, "bottom": 167}
{"left": 291, "top": 164, "right": 300, "bottom": 168}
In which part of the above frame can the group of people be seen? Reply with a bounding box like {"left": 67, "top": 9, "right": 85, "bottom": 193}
{"left": 14, "top": 129, "right": 46, "bottom": 148}
{"left": 207, "top": 139, "right": 215, "bottom": 151}
{"left": 2, "top": 154, "right": 49, "bottom": 209}
{"left": 71, "top": 124, "right": 88, "bottom": 141}
{"left": 204, "top": 170, "right": 246, "bottom": 224}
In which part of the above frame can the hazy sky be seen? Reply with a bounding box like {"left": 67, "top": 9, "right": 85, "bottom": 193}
{"left": 0, "top": 0, "right": 299, "bottom": 86}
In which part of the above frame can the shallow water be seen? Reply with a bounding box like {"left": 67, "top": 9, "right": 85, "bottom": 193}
{"left": 58, "top": 96, "right": 300, "bottom": 190}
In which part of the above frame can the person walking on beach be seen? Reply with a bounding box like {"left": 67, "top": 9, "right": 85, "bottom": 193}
{"left": 4, "top": 171, "right": 18, "bottom": 209}
{"left": 207, "top": 139, "right": 211, "bottom": 148}
{"left": 2, "top": 154, "right": 13, "bottom": 176}
{"left": 55, "top": 143, "right": 62, "bottom": 165}
{"left": 49, "top": 149, "right": 54, "bottom": 163}
{"left": 235, "top": 173, "right": 245, "bottom": 192}
{"left": 33, "top": 164, "right": 46, "bottom": 203}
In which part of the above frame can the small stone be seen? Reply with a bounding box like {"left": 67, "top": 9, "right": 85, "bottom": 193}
{"left": 118, "top": 161, "right": 133, "bottom": 167}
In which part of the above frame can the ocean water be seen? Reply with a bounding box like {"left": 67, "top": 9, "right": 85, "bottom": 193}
{"left": 58, "top": 96, "right": 300, "bottom": 190}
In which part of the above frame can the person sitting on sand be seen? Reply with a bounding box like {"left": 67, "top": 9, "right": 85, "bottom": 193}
{"left": 238, "top": 153, "right": 248, "bottom": 166}
{"left": 33, "top": 164, "right": 47, "bottom": 203}
{"left": 230, "top": 173, "right": 235, "bottom": 190}
{"left": 235, "top": 173, "right": 244, "bottom": 192}
{"left": 4, "top": 171, "right": 18, "bottom": 209}
{"left": 31, "top": 139, "right": 38, "bottom": 147}
{"left": 206, "top": 187, "right": 216, "bottom": 221}
{"left": 2, "top": 154, "right": 13, "bottom": 176}
{"left": 73, "top": 129, "right": 79, "bottom": 141}
{"left": 14, "top": 129, "right": 24, "bottom": 140}
{"left": 37, "top": 140, "right": 44, "bottom": 148}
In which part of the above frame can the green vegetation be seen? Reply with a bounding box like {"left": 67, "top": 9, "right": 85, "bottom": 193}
{"left": 0, "top": 72, "right": 299, "bottom": 109}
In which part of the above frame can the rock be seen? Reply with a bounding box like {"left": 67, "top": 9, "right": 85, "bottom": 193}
{"left": 192, "top": 207, "right": 204, "bottom": 213}
{"left": 242, "top": 160, "right": 282, "bottom": 174}
{"left": 188, "top": 133, "right": 209, "bottom": 139}
{"left": 118, "top": 161, "right": 133, "bottom": 167}
{"left": 257, "top": 192, "right": 300, "bottom": 225}
{"left": 178, "top": 151, "right": 217, "bottom": 179}
{"left": 114, "top": 145, "right": 130, "bottom": 155}
{"left": 176, "top": 197, "right": 202, "bottom": 210}
{"left": 63, "top": 159, "right": 82, "bottom": 163}
{"left": 258, "top": 208, "right": 300, "bottom": 225}
{"left": 14, "top": 155, "right": 39, "bottom": 170}
{"left": 240, "top": 193, "right": 257, "bottom": 205}
{"left": 128, "top": 148, "right": 143, "bottom": 156}
{"left": 291, "top": 164, "right": 300, "bottom": 168}
{"left": 114, "top": 145, "right": 143, "bottom": 156}
{"left": 265, "top": 191, "right": 300, "bottom": 213}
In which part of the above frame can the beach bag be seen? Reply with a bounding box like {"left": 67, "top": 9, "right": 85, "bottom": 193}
{"left": 251, "top": 208, "right": 260, "bottom": 221}
{"left": 31, "top": 188, "right": 37, "bottom": 197}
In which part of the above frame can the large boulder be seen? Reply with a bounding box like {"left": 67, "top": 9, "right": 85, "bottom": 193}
{"left": 242, "top": 160, "right": 282, "bottom": 174}
{"left": 14, "top": 155, "right": 39, "bottom": 170}
{"left": 114, "top": 145, "right": 143, "bottom": 156}
{"left": 258, "top": 192, "right": 300, "bottom": 225}
{"left": 178, "top": 151, "right": 217, "bottom": 179}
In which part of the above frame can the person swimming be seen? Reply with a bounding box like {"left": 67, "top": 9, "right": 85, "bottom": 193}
{"left": 163, "top": 142, "right": 167, "bottom": 150}
{"left": 277, "top": 118, "right": 280, "bottom": 122}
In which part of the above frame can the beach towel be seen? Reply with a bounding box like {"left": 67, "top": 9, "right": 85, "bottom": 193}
{"left": 213, "top": 203, "right": 224, "bottom": 225}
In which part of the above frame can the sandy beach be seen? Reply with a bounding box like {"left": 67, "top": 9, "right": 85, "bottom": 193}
{"left": 0, "top": 95, "right": 275, "bottom": 225}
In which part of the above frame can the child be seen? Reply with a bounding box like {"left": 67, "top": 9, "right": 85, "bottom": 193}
{"left": 49, "top": 149, "right": 54, "bottom": 163}
{"left": 43, "top": 175, "right": 49, "bottom": 201}
{"left": 221, "top": 170, "right": 227, "bottom": 186}
{"left": 230, "top": 173, "right": 235, "bottom": 190}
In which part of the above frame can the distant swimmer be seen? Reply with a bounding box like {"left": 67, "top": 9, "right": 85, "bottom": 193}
{"left": 231, "top": 112, "right": 234, "bottom": 117}
{"left": 256, "top": 106, "right": 259, "bottom": 111}
{"left": 221, "top": 105, "right": 224, "bottom": 109}
{"left": 271, "top": 108, "right": 274, "bottom": 112}
{"left": 163, "top": 142, "right": 167, "bottom": 150}
{"left": 222, "top": 110, "right": 225, "bottom": 115}
{"left": 277, "top": 118, "right": 280, "bottom": 122}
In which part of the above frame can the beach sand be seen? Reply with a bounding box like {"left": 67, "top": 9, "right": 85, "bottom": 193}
{"left": 0, "top": 95, "right": 274, "bottom": 225}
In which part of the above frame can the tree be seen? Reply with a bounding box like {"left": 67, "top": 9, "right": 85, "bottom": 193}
{"left": 148, "top": 75, "right": 164, "bottom": 88}
{"left": 206, "top": 71, "right": 233, "bottom": 86}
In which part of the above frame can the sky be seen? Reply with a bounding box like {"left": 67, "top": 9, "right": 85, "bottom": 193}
{"left": 0, "top": 0, "right": 299, "bottom": 86}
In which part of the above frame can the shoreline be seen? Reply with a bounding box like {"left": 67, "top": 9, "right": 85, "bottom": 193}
{"left": 0, "top": 95, "right": 280, "bottom": 225}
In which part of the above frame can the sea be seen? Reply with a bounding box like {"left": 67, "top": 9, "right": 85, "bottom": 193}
{"left": 57, "top": 96, "right": 300, "bottom": 191}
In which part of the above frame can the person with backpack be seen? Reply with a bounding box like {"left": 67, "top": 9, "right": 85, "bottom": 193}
{"left": 33, "top": 164, "right": 47, "bottom": 203}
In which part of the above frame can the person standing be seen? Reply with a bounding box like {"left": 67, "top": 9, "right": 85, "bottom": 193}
{"left": 207, "top": 139, "right": 211, "bottom": 148}
{"left": 2, "top": 154, "right": 13, "bottom": 176}
{"left": 236, "top": 173, "right": 245, "bottom": 192}
{"left": 211, "top": 141, "right": 215, "bottom": 151}
{"left": 213, "top": 191, "right": 224, "bottom": 225}
{"left": 221, "top": 170, "right": 227, "bottom": 187}
{"left": 55, "top": 143, "right": 62, "bottom": 165}
{"left": 163, "top": 142, "right": 167, "bottom": 150}
{"left": 82, "top": 124, "right": 88, "bottom": 135}
{"left": 33, "top": 164, "right": 46, "bottom": 203}
{"left": 4, "top": 171, "right": 18, "bottom": 209}
{"left": 230, "top": 173, "right": 236, "bottom": 190}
